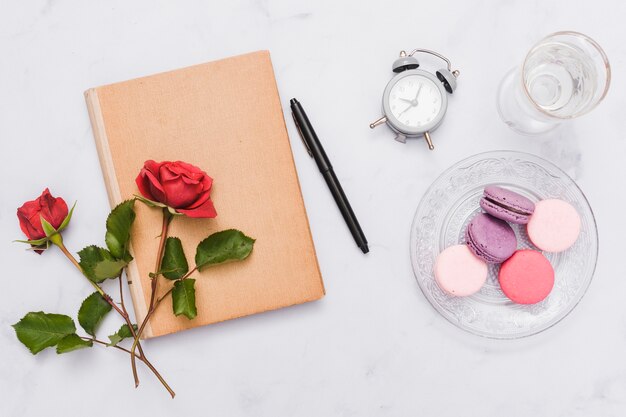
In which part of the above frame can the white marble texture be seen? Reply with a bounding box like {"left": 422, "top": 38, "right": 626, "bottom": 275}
{"left": 1, "top": 0, "right": 626, "bottom": 415}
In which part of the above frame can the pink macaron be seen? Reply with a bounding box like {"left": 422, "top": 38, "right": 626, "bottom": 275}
{"left": 498, "top": 250, "right": 554, "bottom": 304}
{"left": 434, "top": 245, "right": 488, "bottom": 297}
{"left": 527, "top": 199, "right": 581, "bottom": 252}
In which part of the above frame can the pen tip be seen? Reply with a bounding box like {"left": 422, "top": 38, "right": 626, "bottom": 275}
{"left": 290, "top": 98, "right": 298, "bottom": 105}
{"left": 360, "top": 244, "right": 369, "bottom": 254}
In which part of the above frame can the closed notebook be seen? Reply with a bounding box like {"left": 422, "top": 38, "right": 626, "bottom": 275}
{"left": 85, "top": 51, "right": 325, "bottom": 339}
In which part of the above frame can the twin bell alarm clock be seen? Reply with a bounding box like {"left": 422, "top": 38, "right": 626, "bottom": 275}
{"left": 370, "top": 49, "right": 459, "bottom": 150}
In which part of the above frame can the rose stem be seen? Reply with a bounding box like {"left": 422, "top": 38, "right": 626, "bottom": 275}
{"left": 81, "top": 336, "right": 175, "bottom": 397}
{"left": 116, "top": 273, "right": 150, "bottom": 384}
{"left": 156, "top": 266, "right": 197, "bottom": 304}
{"left": 53, "top": 235, "right": 175, "bottom": 397}
{"left": 131, "top": 264, "right": 199, "bottom": 340}
{"left": 129, "top": 209, "right": 172, "bottom": 389}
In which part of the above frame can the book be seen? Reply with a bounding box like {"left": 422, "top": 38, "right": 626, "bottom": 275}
{"left": 85, "top": 51, "right": 325, "bottom": 339}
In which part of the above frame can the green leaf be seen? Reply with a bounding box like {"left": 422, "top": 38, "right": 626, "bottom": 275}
{"left": 166, "top": 206, "right": 184, "bottom": 217}
{"left": 14, "top": 237, "right": 49, "bottom": 246}
{"left": 56, "top": 334, "right": 92, "bottom": 354}
{"left": 195, "top": 229, "right": 255, "bottom": 271}
{"left": 172, "top": 279, "right": 197, "bottom": 319}
{"left": 107, "top": 324, "right": 138, "bottom": 346}
{"left": 160, "top": 237, "right": 189, "bottom": 280}
{"left": 78, "top": 292, "right": 112, "bottom": 336}
{"left": 134, "top": 194, "right": 166, "bottom": 208}
{"left": 57, "top": 201, "right": 76, "bottom": 233}
{"left": 40, "top": 216, "right": 57, "bottom": 237}
{"left": 105, "top": 200, "right": 136, "bottom": 260}
{"left": 12, "top": 312, "right": 76, "bottom": 354}
{"left": 78, "top": 245, "right": 127, "bottom": 283}
{"left": 25, "top": 241, "right": 51, "bottom": 252}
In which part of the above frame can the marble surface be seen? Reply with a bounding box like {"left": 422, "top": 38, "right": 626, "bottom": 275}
{"left": 1, "top": 1, "right": 626, "bottom": 415}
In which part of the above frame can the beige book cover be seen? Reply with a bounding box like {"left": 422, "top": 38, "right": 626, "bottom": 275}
{"left": 85, "top": 51, "right": 325, "bottom": 339}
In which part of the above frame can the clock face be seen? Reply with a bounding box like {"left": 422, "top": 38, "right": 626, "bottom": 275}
{"left": 387, "top": 74, "right": 443, "bottom": 131}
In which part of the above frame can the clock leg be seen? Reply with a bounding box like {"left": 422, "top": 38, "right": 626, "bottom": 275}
{"left": 394, "top": 133, "right": 407, "bottom": 143}
{"left": 424, "top": 131, "right": 434, "bottom": 150}
{"left": 369, "top": 116, "right": 387, "bottom": 129}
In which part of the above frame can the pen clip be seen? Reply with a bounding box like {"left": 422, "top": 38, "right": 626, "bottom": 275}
{"left": 292, "top": 112, "right": 313, "bottom": 158}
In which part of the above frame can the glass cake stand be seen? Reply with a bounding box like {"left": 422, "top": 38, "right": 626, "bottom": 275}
{"left": 410, "top": 151, "right": 598, "bottom": 339}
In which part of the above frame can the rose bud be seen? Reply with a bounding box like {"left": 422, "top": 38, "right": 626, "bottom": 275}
{"left": 16, "top": 189, "right": 70, "bottom": 253}
{"left": 135, "top": 160, "right": 217, "bottom": 218}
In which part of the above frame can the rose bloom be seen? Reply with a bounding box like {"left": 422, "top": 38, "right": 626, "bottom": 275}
{"left": 136, "top": 160, "right": 217, "bottom": 218}
{"left": 17, "top": 188, "right": 68, "bottom": 240}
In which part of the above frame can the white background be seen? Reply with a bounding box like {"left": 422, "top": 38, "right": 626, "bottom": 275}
{"left": 1, "top": 1, "right": 625, "bottom": 416}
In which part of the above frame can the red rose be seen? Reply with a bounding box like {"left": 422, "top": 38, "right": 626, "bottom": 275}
{"left": 135, "top": 160, "right": 217, "bottom": 218}
{"left": 17, "top": 188, "right": 69, "bottom": 241}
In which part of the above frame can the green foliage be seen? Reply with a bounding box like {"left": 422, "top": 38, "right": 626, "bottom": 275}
{"left": 134, "top": 194, "right": 166, "bottom": 208}
{"left": 78, "top": 292, "right": 112, "bottom": 336}
{"left": 78, "top": 246, "right": 127, "bottom": 283}
{"left": 107, "top": 324, "right": 138, "bottom": 346}
{"left": 166, "top": 206, "right": 184, "bottom": 217}
{"left": 195, "top": 229, "right": 255, "bottom": 271}
{"left": 105, "top": 200, "right": 136, "bottom": 261}
{"left": 57, "top": 201, "right": 76, "bottom": 233}
{"left": 172, "top": 279, "right": 197, "bottom": 319}
{"left": 56, "top": 334, "right": 92, "bottom": 354}
{"left": 40, "top": 216, "right": 57, "bottom": 237}
{"left": 160, "top": 237, "right": 189, "bottom": 280}
{"left": 13, "top": 312, "right": 76, "bottom": 354}
{"left": 14, "top": 237, "right": 49, "bottom": 246}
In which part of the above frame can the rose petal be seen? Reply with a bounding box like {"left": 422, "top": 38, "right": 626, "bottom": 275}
{"left": 135, "top": 172, "right": 154, "bottom": 200}
{"left": 171, "top": 161, "right": 204, "bottom": 176}
{"left": 160, "top": 164, "right": 181, "bottom": 182}
{"left": 143, "top": 169, "right": 167, "bottom": 203}
{"left": 164, "top": 162, "right": 203, "bottom": 185}
{"left": 162, "top": 177, "right": 203, "bottom": 208}
{"left": 184, "top": 175, "right": 213, "bottom": 209}
{"left": 17, "top": 203, "right": 45, "bottom": 240}
{"left": 144, "top": 160, "right": 166, "bottom": 179}
{"left": 136, "top": 160, "right": 169, "bottom": 202}
{"left": 180, "top": 174, "right": 201, "bottom": 185}
{"left": 38, "top": 189, "right": 68, "bottom": 229}
{"left": 177, "top": 198, "right": 217, "bottom": 218}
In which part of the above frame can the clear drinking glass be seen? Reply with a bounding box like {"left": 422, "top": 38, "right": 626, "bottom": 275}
{"left": 497, "top": 31, "right": 610, "bottom": 135}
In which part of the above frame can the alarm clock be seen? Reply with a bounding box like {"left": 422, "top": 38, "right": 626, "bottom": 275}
{"left": 369, "top": 49, "right": 459, "bottom": 150}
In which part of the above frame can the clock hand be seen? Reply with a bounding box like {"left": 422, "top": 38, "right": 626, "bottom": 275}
{"left": 399, "top": 97, "right": 414, "bottom": 104}
{"left": 413, "top": 84, "right": 423, "bottom": 101}
{"left": 398, "top": 103, "right": 413, "bottom": 116}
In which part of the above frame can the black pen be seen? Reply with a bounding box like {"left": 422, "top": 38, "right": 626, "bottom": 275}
{"left": 290, "top": 98, "right": 369, "bottom": 254}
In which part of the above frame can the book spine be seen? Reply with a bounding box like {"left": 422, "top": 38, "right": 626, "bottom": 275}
{"left": 84, "top": 89, "right": 153, "bottom": 339}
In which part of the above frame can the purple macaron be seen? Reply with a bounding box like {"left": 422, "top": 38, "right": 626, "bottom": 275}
{"left": 465, "top": 213, "right": 517, "bottom": 264}
{"left": 479, "top": 185, "right": 535, "bottom": 225}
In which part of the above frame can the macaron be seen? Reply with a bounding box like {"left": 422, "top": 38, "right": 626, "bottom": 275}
{"left": 465, "top": 213, "right": 517, "bottom": 264}
{"left": 434, "top": 245, "right": 488, "bottom": 297}
{"left": 479, "top": 185, "right": 535, "bottom": 224}
{"left": 527, "top": 199, "right": 581, "bottom": 252}
{"left": 498, "top": 250, "right": 555, "bottom": 304}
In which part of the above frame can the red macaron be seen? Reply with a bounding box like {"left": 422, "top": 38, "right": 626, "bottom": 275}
{"left": 498, "top": 250, "right": 554, "bottom": 304}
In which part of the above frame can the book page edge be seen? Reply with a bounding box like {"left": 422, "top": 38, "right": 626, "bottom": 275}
{"left": 84, "top": 88, "right": 153, "bottom": 339}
